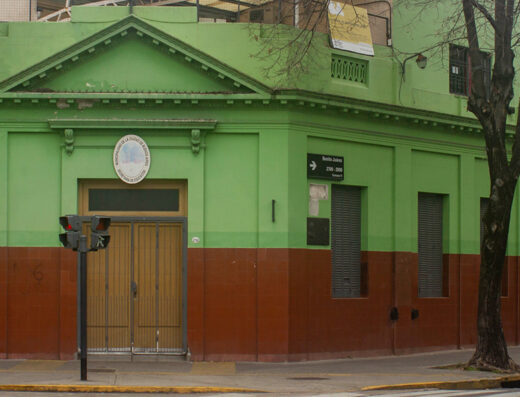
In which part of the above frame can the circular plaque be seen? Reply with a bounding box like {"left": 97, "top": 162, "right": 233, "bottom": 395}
{"left": 113, "top": 135, "right": 151, "bottom": 184}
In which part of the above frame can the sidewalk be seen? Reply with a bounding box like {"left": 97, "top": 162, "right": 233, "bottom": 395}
{"left": 1, "top": 347, "right": 520, "bottom": 394}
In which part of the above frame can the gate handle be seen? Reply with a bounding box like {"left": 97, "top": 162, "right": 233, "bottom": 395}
{"left": 131, "top": 281, "right": 137, "bottom": 298}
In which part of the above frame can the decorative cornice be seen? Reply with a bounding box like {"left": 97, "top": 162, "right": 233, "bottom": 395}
{"left": 50, "top": 118, "right": 217, "bottom": 155}
{"left": 0, "top": 93, "right": 270, "bottom": 104}
{"left": 0, "top": 90, "right": 511, "bottom": 139}
{"left": 274, "top": 89, "right": 516, "bottom": 136}
{"left": 0, "top": 15, "right": 271, "bottom": 95}
{"left": 48, "top": 118, "right": 217, "bottom": 130}
{"left": 0, "top": 16, "right": 512, "bottom": 140}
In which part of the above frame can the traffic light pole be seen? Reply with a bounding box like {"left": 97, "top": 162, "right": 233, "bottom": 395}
{"left": 79, "top": 235, "right": 88, "bottom": 381}
{"left": 59, "top": 215, "right": 111, "bottom": 381}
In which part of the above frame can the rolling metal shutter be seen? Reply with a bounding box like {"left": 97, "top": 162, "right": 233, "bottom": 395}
{"left": 331, "top": 185, "right": 361, "bottom": 298}
{"left": 418, "top": 193, "right": 443, "bottom": 297}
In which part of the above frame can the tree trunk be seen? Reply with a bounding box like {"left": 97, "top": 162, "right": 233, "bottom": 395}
{"left": 469, "top": 172, "right": 520, "bottom": 372}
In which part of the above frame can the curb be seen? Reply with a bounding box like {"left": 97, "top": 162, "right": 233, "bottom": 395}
{"left": 0, "top": 384, "right": 264, "bottom": 394}
{"left": 362, "top": 374, "right": 520, "bottom": 391}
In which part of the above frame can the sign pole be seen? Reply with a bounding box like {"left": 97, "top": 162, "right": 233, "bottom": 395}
{"left": 79, "top": 235, "right": 88, "bottom": 381}
{"left": 59, "top": 215, "right": 111, "bottom": 381}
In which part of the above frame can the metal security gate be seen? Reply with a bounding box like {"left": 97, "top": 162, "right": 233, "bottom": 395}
{"left": 86, "top": 218, "right": 187, "bottom": 354}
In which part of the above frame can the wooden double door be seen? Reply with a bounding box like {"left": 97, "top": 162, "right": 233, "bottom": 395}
{"left": 86, "top": 221, "right": 185, "bottom": 353}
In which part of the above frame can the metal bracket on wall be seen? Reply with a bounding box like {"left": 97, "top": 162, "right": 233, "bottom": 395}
{"left": 64, "top": 128, "right": 74, "bottom": 155}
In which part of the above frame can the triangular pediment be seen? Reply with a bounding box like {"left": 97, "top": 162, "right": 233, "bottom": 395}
{"left": 0, "top": 16, "right": 270, "bottom": 96}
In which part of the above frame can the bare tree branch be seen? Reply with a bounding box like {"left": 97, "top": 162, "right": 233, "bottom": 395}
{"left": 462, "top": 0, "right": 488, "bottom": 107}
{"left": 504, "top": 0, "right": 515, "bottom": 45}
{"left": 471, "top": 0, "right": 499, "bottom": 31}
{"left": 495, "top": 0, "right": 506, "bottom": 54}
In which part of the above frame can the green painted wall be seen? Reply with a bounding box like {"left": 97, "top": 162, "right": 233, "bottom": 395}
{"left": 3, "top": 101, "right": 520, "bottom": 255}
{"left": 0, "top": 5, "right": 518, "bottom": 121}
{"left": 1, "top": 5, "right": 520, "bottom": 256}
{"left": 37, "top": 38, "right": 242, "bottom": 93}
{"left": 0, "top": 129, "right": 8, "bottom": 246}
{"left": 0, "top": 115, "right": 291, "bottom": 249}
{"left": 412, "top": 150, "right": 459, "bottom": 254}
{"left": 7, "top": 133, "right": 61, "bottom": 246}
{"left": 204, "top": 133, "right": 259, "bottom": 247}
{"left": 306, "top": 137, "right": 394, "bottom": 252}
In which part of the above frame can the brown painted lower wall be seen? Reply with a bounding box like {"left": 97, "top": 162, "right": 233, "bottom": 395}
{"left": 187, "top": 248, "right": 291, "bottom": 362}
{"left": 0, "top": 247, "right": 76, "bottom": 359}
{"left": 0, "top": 247, "right": 7, "bottom": 358}
{"left": 188, "top": 249, "right": 519, "bottom": 361}
{"left": 0, "top": 246, "right": 518, "bottom": 361}
{"left": 303, "top": 250, "right": 394, "bottom": 359}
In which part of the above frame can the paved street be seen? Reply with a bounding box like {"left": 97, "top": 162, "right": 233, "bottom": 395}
{"left": 2, "top": 348, "right": 520, "bottom": 395}
{"left": 2, "top": 390, "right": 520, "bottom": 396}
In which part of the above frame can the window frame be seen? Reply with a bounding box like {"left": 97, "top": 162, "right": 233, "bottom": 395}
{"left": 449, "top": 44, "right": 491, "bottom": 97}
{"left": 417, "top": 192, "right": 447, "bottom": 298}
{"left": 79, "top": 179, "right": 187, "bottom": 217}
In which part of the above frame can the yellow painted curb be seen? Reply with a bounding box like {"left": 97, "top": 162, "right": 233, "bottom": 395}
{"left": 362, "top": 374, "right": 520, "bottom": 391}
{"left": 0, "top": 384, "right": 263, "bottom": 393}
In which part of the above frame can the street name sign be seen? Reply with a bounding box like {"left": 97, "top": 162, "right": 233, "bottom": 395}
{"left": 307, "top": 153, "right": 344, "bottom": 181}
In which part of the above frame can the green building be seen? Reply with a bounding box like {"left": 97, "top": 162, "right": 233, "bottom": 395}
{"left": 0, "top": 3, "right": 519, "bottom": 361}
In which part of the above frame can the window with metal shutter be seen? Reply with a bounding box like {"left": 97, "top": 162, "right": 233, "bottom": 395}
{"left": 418, "top": 193, "right": 443, "bottom": 297}
{"left": 331, "top": 185, "right": 361, "bottom": 298}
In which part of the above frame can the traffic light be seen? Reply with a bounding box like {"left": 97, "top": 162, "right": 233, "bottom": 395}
{"left": 90, "top": 216, "right": 111, "bottom": 251}
{"left": 59, "top": 215, "right": 81, "bottom": 251}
